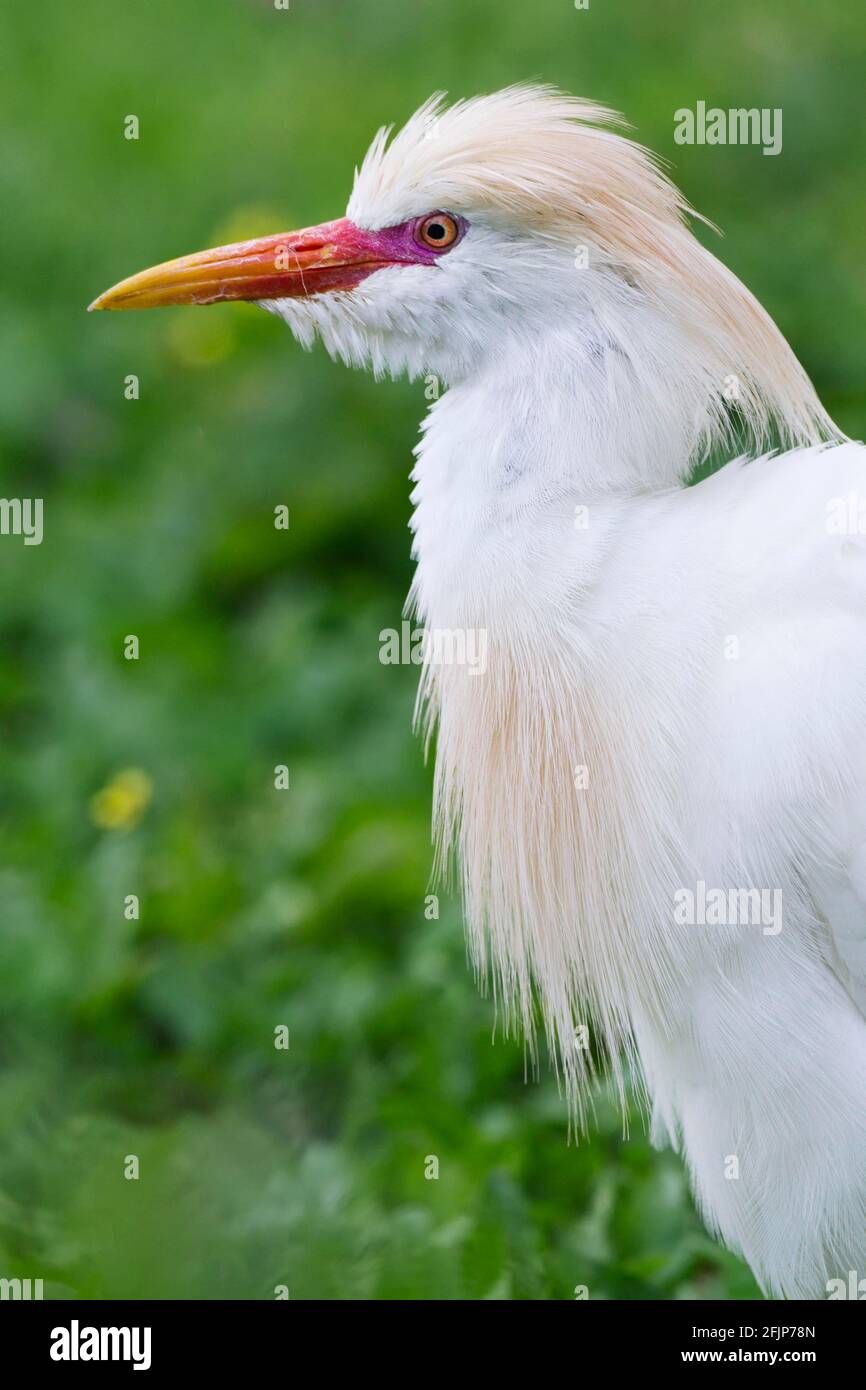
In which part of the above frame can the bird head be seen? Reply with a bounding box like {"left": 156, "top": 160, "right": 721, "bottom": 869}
{"left": 90, "top": 85, "right": 837, "bottom": 455}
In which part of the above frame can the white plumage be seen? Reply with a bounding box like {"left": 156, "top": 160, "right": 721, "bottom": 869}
{"left": 96, "top": 85, "right": 866, "bottom": 1300}
{"left": 274, "top": 89, "right": 866, "bottom": 1300}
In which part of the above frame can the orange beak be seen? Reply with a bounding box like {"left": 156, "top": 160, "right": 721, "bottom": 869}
{"left": 88, "top": 217, "right": 404, "bottom": 311}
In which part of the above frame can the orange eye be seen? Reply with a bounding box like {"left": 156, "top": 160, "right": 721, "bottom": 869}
{"left": 416, "top": 213, "right": 460, "bottom": 250}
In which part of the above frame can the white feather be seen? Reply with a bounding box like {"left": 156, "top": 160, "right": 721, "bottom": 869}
{"left": 269, "top": 86, "right": 865, "bottom": 1299}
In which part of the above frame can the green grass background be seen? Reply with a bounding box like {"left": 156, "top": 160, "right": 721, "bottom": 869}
{"left": 0, "top": 0, "right": 863, "bottom": 1299}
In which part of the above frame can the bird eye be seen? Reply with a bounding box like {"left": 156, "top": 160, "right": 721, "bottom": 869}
{"left": 415, "top": 213, "right": 461, "bottom": 251}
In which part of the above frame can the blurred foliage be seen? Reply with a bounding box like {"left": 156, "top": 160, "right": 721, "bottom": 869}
{"left": 0, "top": 0, "right": 862, "bottom": 1300}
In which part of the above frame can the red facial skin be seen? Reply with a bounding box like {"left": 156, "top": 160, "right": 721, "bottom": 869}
{"left": 88, "top": 215, "right": 466, "bottom": 311}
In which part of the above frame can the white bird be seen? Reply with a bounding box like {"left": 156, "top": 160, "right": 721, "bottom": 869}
{"left": 91, "top": 85, "right": 866, "bottom": 1300}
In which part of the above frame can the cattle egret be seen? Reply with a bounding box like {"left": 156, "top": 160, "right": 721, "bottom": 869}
{"left": 91, "top": 86, "right": 866, "bottom": 1300}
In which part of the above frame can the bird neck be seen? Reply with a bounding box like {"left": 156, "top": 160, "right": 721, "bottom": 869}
{"left": 407, "top": 348, "right": 695, "bottom": 1116}
{"left": 409, "top": 328, "right": 693, "bottom": 633}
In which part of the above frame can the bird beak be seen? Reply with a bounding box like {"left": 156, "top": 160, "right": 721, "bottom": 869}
{"left": 88, "top": 217, "right": 398, "bottom": 311}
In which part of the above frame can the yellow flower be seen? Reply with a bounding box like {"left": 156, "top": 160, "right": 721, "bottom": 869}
{"left": 90, "top": 768, "right": 153, "bottom": 831}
